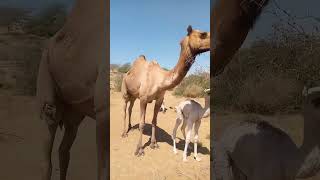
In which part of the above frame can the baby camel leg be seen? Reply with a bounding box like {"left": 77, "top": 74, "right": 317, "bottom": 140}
{"left": 183, "top": 121, "right": 193, "bottom": 162}
{"left": 172, "top": 117, "right": 182, "bottom": 154}
{"left": 194, "top": 120, "right": 201, "bottom": 161}
{"left": 59, "top": 111, "right": 84, "bottom": 180}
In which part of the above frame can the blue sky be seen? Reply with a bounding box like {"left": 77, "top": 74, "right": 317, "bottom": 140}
{"left": 110, "top": 0, "right": 210, "bottom": 73}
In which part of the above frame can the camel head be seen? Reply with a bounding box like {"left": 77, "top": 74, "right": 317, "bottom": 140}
{"left": 181, "top": 25, "right": 210, "bottom": 55}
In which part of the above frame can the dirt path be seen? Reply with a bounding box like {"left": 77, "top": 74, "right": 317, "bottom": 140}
{"left": 110, "top": 91, "right": 211, "bottom": 180}
{"left": 0, "top": 95, "right": 96, "bottom": 180}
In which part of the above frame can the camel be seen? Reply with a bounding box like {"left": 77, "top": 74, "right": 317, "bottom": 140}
{"left": 121, "top": 25, "right": 210, "bottom": 156}
{"left": 213, "top": 82, "right": 320, "bottom": 180}
{"left": 211, "top": 0, "right": 270, "bottom": 76}
{"left": 172, "top": 88, "right": 210, "bottom": 162}
{"left": 37, "top": 0, "right": 108, "bottom": 180}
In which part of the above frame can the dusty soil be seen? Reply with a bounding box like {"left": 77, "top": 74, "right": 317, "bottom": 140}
{"left": 0, "top": 95, "right": 96, "bottom": 180}
{"left": 110, "top": 91, "right": 211, "bottom": 180}
{"left": 213, "top": 111, "right": 320, "bottom": 179}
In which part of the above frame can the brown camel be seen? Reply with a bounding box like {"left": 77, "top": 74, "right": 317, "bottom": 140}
{"left": 37, "top": 0, "right": 108, "bottom": 180}
{"left": 211, "top": 0, "right": 270, "bottom": 76}
{"left": 121, "top": 25, "right": 210, "bottom": 156}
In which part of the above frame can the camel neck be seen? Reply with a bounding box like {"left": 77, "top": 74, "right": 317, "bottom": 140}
{"left": 296, "top": 108, "right": 320, "bottom": 178}
{"left": 162, "top": 47, "right": 195, "bottom": 90}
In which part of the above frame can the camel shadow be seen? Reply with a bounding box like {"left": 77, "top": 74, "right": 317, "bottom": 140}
{"left": 131, "top": 123, "right": 210, "bottom": 156}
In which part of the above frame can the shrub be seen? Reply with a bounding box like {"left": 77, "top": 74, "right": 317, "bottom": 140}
{"left": 213, "top": 23, "right": 320, "bottom": 114}
{"left": 183, "top": 84, "right": 203, "bottom": 98}
{"left": 113, "top": 74, "right": 123, "bottom": 92}
{"left": 174, "top": 72, "right": 209, "bottom": 97}
{"left": 24, "top": 3, "right": 67, "bottom": 37}
{"left": 118, "top": 63, "right": 131, "bottom": 73}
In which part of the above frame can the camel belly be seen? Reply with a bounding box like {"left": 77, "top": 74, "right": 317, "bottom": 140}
{"left": 48, "top": 47, "right": 98, "bottom": 104}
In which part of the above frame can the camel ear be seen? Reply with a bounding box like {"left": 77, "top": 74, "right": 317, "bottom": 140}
{"left": 187, "top": 25, "right": 193, "bottom": 35}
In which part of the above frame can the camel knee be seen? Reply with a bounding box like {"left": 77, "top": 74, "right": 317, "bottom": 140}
{"left": 194, "top": 135, "right": 199, "bottom": 143}
{"left": 151, "top": 119, "right": 157, "bottom": 126}
{"left": 41, "top": 102, "right": 57, "bottom": 125}
{"left": 139, "top": 122, "right": 145, "bottom": 131}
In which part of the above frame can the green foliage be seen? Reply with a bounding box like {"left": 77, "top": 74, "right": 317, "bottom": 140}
{"left": 113, "top": 74, "right": 123, "bottom": 92}
{"left": 0, "top": 7, "right": 30, "bottom": 26}
{"left": 110, "top": 64, "right": 120, "bottom": 70}
{"left": 213, "top": 24, "right": 320, "bottom": 114}
{"left": 24, "top": 3, "right": 67, "bottom": 37}
{"left": 118, "top": 63, "right": 131, "bottom": 73}
{"left": 162, "top": 67, "right": 169, "bottom": 71}
{"left": 174, "top": 72, "right": 209, "bottom": 97}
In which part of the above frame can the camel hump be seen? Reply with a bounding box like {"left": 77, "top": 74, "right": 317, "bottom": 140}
{"left": 139, "top": 55, "right": 146, "bottom": 60}
{"left": 150, "top": 60, "right": 159, "bottom": 65}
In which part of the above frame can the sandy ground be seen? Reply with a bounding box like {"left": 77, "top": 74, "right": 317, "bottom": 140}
{"left": 0, "top": 95, "right": 96, "bottom": 180}
{"left": 213, "top": 112, "right": 320, "bottom": 180}
{"left": 110, "top": 91, "right": 211, "bottom": 180}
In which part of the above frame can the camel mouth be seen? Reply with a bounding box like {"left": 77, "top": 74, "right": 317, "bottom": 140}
{"left": 196, "top": 48, "right": 210, "bottom": 55}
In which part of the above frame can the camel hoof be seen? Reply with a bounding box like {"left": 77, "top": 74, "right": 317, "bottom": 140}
{"left": 150, "top": 142, "right": 159, "bottom": 149}
{"left": 127, "top": 124, "right": 132, "bottom": 132}
{"left": 173, "top": 150, "right": 178, "bottom": 154}
{"left": 194, "top": 156, "right": 201, "bottom": 161}
{"left": 134, "top": 148, "right": 144, "bottom": 157}
{"left": 121, "top": 133, "right": 128, "bottom": 138}
{"left": 183, "top": 158, "right": 188, "bottom": 162}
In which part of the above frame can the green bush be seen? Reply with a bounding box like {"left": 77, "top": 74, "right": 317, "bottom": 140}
{"left": 213, "top": 24, "right": 320, "bottom": 114}
{"left": 174, "top": 72, "right": 209, "bottom": 97}
{"left": 118, "top": 63, "right": 131, "bottom": 73}
{"left": 113, "top": 74, "right": 123, "bottom": 92}
{"left": 24, "top": 3, "right": 67, "bottom": 37}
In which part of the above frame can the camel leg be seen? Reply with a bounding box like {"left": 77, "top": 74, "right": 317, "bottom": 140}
{"left": 40, "top": 121, "right": 58, "bottom": 180}
{"left": 181, "top": 120, "right": 186, "bottom": 140}
{"left": 180, "top": 120, "right": 191, "bottom": 150}
{"left": 193, "top": 120, "right": 201, "bottom": 161}
{"left": 183, "top": 121, "right": 193, "bottom": 162}
{"left": 150, "top": 98, "right": 163, "bottom": 149}
{"left": 127, "top": 98, "right": 135, "bottom": 132}
{"left": 121, "top": 99, "right": 129, "bottom": 138}
{"left": 172, "top": 117, "right": 182, "bottom": 154}
{"left": 37, "top": 47, "right": 60, "bottom": 180}
{"left": 95, "top": 68, "right": 108, "bottom": 180}
{"left": 134, "top": 99, "right": 147, "bottom": 156}
{"left": 58, "top": 111, "right": 83, "bottom": 180}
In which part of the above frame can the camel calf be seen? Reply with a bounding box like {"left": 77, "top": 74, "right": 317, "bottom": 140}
{"left": 172, "top": 89, "right": 210, "bottom": 162}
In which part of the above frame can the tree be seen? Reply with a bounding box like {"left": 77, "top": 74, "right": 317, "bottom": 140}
{"left": 24, "top": 3, "right": 67, "bottom": 37}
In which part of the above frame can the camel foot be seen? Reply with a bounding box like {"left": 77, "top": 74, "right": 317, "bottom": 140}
{"left": 194, "top": 156, "right": 201, "bottom": 161}
{"left": 127, "top": 124, "right": 132, "bottom": 132}
{"left": 134, "top": 148, "right": 144, "bottom": 157}
{"left": 150, "top": 142, "right": 159, "bottom": 149}
{"left": 183, "top": 158, "right": 188, "bottom": 162}
{"left": 121, "top": 132, "right": 128, "bottom": 138}
{"left": 173, "top": 149, "right": 178, "bottom": 154}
